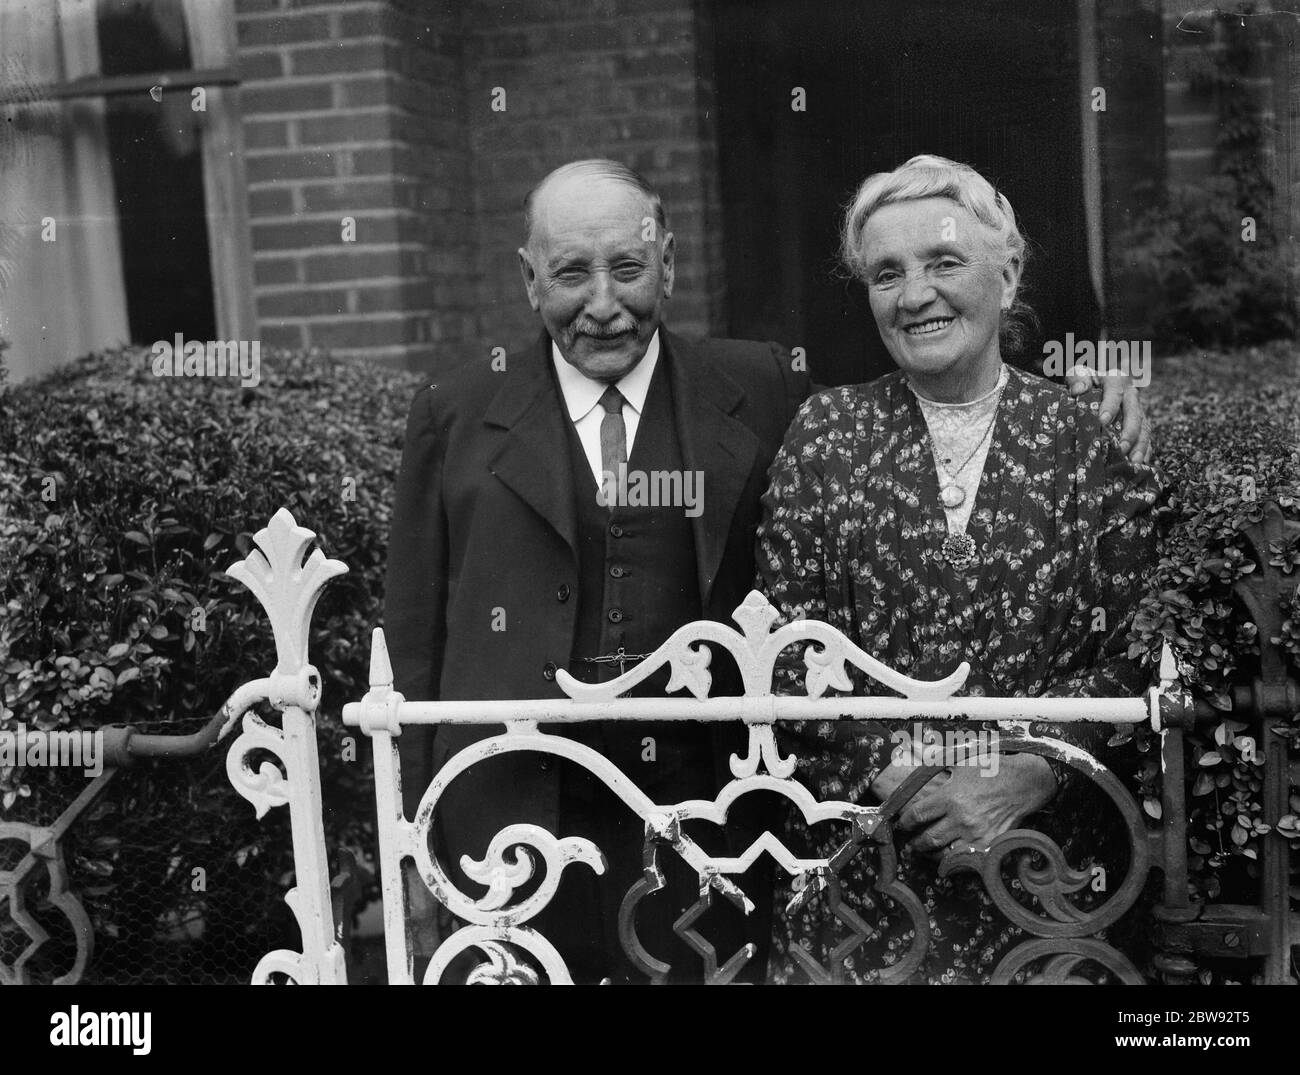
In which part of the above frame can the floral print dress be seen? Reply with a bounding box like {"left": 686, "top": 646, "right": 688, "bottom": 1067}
{"left": 757, "top": 367, "right": 1163, "bottom": 984}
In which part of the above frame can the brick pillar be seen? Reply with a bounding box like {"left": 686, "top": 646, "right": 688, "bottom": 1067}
{"left": 463, "top": 0, "right": 726, "bottom": 366}
{"left": 1162, "top": 7, "right": 1219, "bottom": 185}
{"left": 234, "top": 0, "right": 471, "bottom": 370}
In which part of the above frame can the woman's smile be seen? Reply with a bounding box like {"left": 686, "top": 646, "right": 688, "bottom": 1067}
{"left": 904, "top": 316, "right": 956, "bottom": 337}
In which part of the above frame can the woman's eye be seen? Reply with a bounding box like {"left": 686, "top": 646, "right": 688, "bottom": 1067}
{"left": 935, "top": 258, "right": 962, "bottom": 271}
{"left": 874, "top": 271, "right": 900, "bottom": 287}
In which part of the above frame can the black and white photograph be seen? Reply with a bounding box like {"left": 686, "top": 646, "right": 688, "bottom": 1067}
{"left": 0, "top": 0, "right": 1297, "bottom": 1034}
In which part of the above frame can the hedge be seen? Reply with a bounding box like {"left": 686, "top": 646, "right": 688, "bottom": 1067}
{"left": 1127, "top": 343, "right": 1299, "bottom": 928}
{"left": 0, "top": 344, "right": 424, "bottom": 981}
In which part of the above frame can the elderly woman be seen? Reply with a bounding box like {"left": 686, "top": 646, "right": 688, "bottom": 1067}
{"left": 758, "top": 155, "right": 1163, "bottom": 984}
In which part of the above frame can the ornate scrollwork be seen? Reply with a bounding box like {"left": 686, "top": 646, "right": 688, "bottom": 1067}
{"left": 556, "top": 588, "right": 970, "bottom": 702}
{"left": 936, "top": 732, "right": 1152, "bottom": 939}
{"left": 0, "top": 822, "right": 94, "bottom": 986}
{"left": 729, "top": 724, "right": 796, "bottom": 779}
{"left": 990, "top": 937, "right": 1146, "bottom": 984}
{"left": 403, "top": 734, "right": 1148, "bottom": 982}
{"left": 224, "top": 508, "right": 347, "bottom": 679}
{"left": 460, "top": 824, "right": 605, "bottom": 913}
{"left": 224, "top": 712, "right": 289, "bottom": 820}
{"left": 222, "top": 509, "right": 349, "bottom": 985}
{"left": 423, "top": 926, "right": 569, "bottom": 985}
{"left": 0, "top": 771, "right": 116, "bottom": 985}
{"left": 330, "top": 586, "right": 1168, "bottom": 985}
{"left": 465, "top": 941, "right": 541, "bottom": 985}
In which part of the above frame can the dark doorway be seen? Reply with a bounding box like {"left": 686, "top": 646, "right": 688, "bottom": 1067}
{"left": 711, "top": 0, "right": 1101, "bottom": 387}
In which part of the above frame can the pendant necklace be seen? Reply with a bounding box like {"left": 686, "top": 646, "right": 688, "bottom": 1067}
{"left": 914, "top": 369, "right": 1008, "bottom": 571}
{"left": 935, "top": 414, "right": 997, "bottom": 570}
{"left": 933, "top": 412, "right": 997, "bottom": 511}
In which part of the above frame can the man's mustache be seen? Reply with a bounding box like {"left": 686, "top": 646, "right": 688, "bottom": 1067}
{"left": 569, "top": 317, "right": 638, "bottom": 340}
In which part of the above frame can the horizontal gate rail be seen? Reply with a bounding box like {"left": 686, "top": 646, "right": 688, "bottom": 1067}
{"left": 377, "top": 696, "right": 1153, "bottom": 725}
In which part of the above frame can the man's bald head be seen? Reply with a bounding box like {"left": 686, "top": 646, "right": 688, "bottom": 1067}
{"left": 523, "top": 159, "right": 666, "bottom": 250}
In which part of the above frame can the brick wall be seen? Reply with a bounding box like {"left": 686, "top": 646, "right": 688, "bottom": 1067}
{"left": 234, "top": 0, "right": 469, "bottom": 370}
{"left": 1162, "top": 5, "right": 1272, "bottom": 184}
{"left": 233, "top": 0, "right": 722, "bottom": 374}
{"left": 1086, "top": 1, "right": 1298, "bottom": 331}
{"left": 1160, "top": 2, "right": 1296, "bottom": 247}
{"left": 459, "top": 0, "right": 724, "bottom": 361}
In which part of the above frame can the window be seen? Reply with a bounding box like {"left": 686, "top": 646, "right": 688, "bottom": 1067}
{"left": 0, "top": 0, "right": 252, "bottom": 383}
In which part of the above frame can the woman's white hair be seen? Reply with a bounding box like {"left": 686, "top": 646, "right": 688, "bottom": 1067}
{"left": 840, "top": 154, "right": 1036, "bottom": 353}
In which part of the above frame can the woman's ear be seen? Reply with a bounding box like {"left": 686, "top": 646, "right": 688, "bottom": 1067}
{"left": 1000, "top": 255, "right": 1022, "bottom": 311}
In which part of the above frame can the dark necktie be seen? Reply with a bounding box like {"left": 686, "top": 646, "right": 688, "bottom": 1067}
{"left": 598, "top": 385, "right": 627, "bottom": 506}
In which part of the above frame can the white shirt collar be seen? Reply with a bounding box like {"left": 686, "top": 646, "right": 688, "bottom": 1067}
{"left": 551, "top": 330, "right": 661, "bottom": 422}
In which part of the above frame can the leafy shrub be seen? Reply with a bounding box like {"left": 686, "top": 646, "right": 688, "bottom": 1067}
{"left": 1127, "top": 343, "right": 1299, "bottom": 926}
{"left": 1114, "top": 181, "right": 1297, "bottom": 352}
{"left": 0, "top": 346, "right": 424, "bottom": 981}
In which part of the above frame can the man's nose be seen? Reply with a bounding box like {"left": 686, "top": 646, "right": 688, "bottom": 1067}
{"left": 584, "top": 271, "right": 621, "bottom": 320}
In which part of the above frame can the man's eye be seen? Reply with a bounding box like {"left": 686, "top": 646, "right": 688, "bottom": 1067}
{"left": 554, "top": 268, "right": 586, "bottom": 283}
{"left": 613, "top": 263, "right": 645, "bottom": 281}
{"left": 935, "top": 258, "right": 963, "bottom": 271}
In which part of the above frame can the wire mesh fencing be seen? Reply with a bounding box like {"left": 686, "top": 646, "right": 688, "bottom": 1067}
{"left": 1, "top": 713, "right": 317, "bottom": 985}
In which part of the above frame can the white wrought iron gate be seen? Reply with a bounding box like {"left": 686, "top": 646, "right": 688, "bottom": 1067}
{"left": 222, "top": 510, "right": 1180, "bottom": 985}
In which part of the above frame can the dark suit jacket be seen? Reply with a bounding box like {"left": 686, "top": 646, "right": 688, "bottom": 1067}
{"left": 384, "top": 328, "right": 810, "bottom": 872}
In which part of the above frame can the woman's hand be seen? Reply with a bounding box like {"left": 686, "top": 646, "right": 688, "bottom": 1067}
{"left": 874, "top": 754, "right": 1059, "bottom": 853}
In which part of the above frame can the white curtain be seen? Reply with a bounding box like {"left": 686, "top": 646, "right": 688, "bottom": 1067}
{"left": 0, "top": 0, "right": 130, "bottom": 385}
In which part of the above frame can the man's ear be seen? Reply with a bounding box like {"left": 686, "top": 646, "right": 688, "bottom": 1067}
{"left": 518, "top": 247, "right": 541, "bottom": 312}
{"left": 661, "top": 231, "right": 676, "bottom": 300}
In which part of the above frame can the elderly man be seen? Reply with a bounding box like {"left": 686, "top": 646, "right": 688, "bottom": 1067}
{"left": 384, "top": 159, "right": 1145, "bottom": 984}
